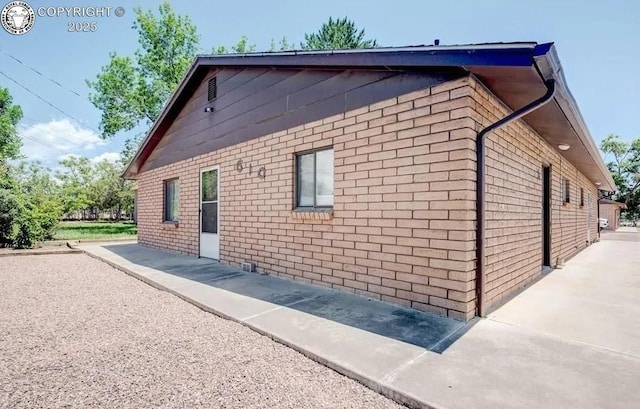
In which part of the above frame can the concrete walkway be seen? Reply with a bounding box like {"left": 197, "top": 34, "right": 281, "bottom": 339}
{"left": 75, "top": 236, "right": 640, "bottom": 409}
{"left": 600, "top": 226, "right": 640, "bottom": 242}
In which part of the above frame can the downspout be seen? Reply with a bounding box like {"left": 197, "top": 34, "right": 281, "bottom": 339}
{"left": 597, "top": 195, "right": 601, "bottom": 239}
{"left": 475, "top": 78, "right": 556, "bottom": 317}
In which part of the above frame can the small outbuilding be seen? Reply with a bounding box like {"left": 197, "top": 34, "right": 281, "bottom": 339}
{"left": 599, "top": 198, "right": 627, "bottom": 230}
{"left": 125, "top": 42, "right": 615, "bottom": 320}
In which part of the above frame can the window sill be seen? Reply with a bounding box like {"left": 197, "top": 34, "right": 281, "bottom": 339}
{"left": 162, "top": 222, "right": 179, "bottom": 229}
{"left": 291, "top": 208, "right": 333, "bottom": 221}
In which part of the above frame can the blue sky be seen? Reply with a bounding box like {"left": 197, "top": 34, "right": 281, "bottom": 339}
{"left": 1, "top": 0, "right": 638, "bottom": 168}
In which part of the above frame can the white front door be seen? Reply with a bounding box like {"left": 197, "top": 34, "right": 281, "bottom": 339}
{"left": 200, "top": 167, "right": 220, "bottom": 259}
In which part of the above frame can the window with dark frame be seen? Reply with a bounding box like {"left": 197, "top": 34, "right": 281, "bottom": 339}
{"left": 296, "top": 148, "right": 334, "bottom": 208}
{"left": 562, "top": 178, "right": 570, "bottom": 204}
{"left": 580, "top": 187, "right": 584, "bottom": 206}
{"left": 164, "top": 178, "right": 179, "bottom": 222}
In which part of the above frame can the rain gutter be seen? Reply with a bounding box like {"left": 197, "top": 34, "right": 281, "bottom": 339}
{"left": 474, "top": 74, "right": 556, "bottom": 317}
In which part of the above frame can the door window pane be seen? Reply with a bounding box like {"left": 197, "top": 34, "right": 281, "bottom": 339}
{"left": 297, "top": 153, "right": 315, "bottom": 207}
{"left": 202, "top": 169, "right": 218, "bottom": 201}
{"left": 201, "top": 202, "right": 218, "bottom": 233}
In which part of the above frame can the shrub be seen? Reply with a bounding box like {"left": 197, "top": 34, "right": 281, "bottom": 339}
{"left": 0, "top": 188, "right": 20, "bottom": 246}
{"left": 0, "top": 186, "right": 61, "bottom": 248}
{"left": 31, "top": 200, "right": 62, "bottom": 240}
{"left": 12, "top": 212, "right": 43, "bottom": 249}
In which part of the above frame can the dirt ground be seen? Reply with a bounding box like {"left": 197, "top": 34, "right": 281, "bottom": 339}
{"left": 0, "top": 254, "right": 403, "bottom": 409}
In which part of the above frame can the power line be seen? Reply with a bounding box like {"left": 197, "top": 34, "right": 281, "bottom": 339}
{"left": 19, "top": 124, "right": 91, "bottom": 150}
{"left": 0, "top": 69, "right": 101, "bottom": 135}
{"left": 0, "top": 49, "right": 147, "bottom": 145}
{"left": 0, "top": 49, "right": 109, "bottom": 140}
{"left": 21, "top": 115, "right": 103, "bottom": 146}
{"left": 18, "top": 134, "right": 68, "bottom": 154}
{"left": 0, "top": 48, "right": 84, "bottom": 99}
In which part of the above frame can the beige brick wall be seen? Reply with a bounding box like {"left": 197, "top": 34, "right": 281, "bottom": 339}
{"left": 599, "top": 204, "right": 621, "bottom": 230}
{"left": 136, "top": 74, "right": 602, "bottom": 320}
{"left": 137, "top": 77, "right": 478, "bottom": 320}
{"left": 467, "top": 76, "right": 599, "bottom": 310}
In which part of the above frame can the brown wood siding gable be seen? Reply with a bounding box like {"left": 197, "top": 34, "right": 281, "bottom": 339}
{"left": 141, "top": 67, "right": 462, "bottom": 172}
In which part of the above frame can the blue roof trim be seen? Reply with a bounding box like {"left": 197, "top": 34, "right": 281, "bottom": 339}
{"left": 533, "top": 42, "right": 554, "bottom": 56}
{"left": 197, "top": 45, "right": 544, "bottom": 69}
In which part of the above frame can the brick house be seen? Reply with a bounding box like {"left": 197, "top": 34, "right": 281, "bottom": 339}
{"left": 599, "top": 198, "right": 626, "bottom": 230}
{"left": 124, "top": 42, "right": 615, "bottom": 320}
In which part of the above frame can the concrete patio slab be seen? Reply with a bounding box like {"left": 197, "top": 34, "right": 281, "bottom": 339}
{"left": 74, "top": 238, "right": 640, "bottom": 409}
{"left": 177, "top": 281, "right": 288, "bottom": 322}
{"left": 245, "top": 307, "right": 427, "bottom": 385}
{"left": 490, "top": 238, "right": 640, "bottom": 356}
{"left": 81, "top": 243, "right": 467, "bottom": 350}
{"left": 600, "top": 227, "right": 640, "bottom": 241}
{"left": 388, "top": 319, "right": 640, "bottom": 409}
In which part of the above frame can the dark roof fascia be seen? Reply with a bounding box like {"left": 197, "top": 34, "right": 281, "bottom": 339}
{"left": 193, "top": 44, "right": 541, "bottom": 70}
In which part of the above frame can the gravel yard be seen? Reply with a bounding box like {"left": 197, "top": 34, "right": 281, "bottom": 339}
{"left": 0, "top": 254, "right": 403, "bottom": 409}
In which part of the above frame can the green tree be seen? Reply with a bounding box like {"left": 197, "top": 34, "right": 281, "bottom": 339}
{"left": 91, "top": 159, "right": 134, "bottom": 220}
{"left": 13, "top": 161, "right": 63, "bottom": 241}
{"left": 269, "top": 37, "right": 294, "bottom": 52}
{"left": 56, "top": 156, "right": 94, "bottom": 216}
{"left": 0, "top": 87, "right": 62, "bottom": 247}
{"left": 56, "top": 155, "right": 135, "bottom": 221}
{"left": 0, "top": 85, "right": 22, "bottom": 163}
{"left": 600, "top": 134, "right": 640, "bottom": 218}
{"left": 0, "top": 177, "right": 20, "bottom": 245}
{"left": 213, "top": 35, "right": 257, "bottom": 54}
{"left": 119, "top": 133, "right": 144, "bottom": 167}
{"left": 0, "top": 85, "right": 23, "bottom": 246}
{"left": 87, "top": 1, "right": 200, "bottom": 139}
{"left": 300, "top": 17, "right": 377, "bottom": 50}
{"left": 116, "top": 142, "right": 138, "bottom": 219}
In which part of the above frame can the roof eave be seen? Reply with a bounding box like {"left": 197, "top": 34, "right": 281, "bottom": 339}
{"left": 194, "top": 44, "right": 540, "bottom": 70}
{"left": 534, "top": 46, "right": 616, "bottom": 192}
{"left": 124, "top": 43, "right": 616, "bottom": 193}
{"left": 123, "top": 43, "right": 543, "bottom": 179}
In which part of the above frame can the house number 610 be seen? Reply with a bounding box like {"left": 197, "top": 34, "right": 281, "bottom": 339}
{"left": 236, "top": 159, "right": 266, "bottom": 179}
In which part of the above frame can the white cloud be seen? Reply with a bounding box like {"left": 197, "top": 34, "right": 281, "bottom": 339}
{"left": 57, "top": 153, "right": 80, "bottom": 161}
{"left": 19, "top": 118, "right": 106, "bottom": 163}
{"left": 89, "top": 151, "right": 120, "bottom": 164}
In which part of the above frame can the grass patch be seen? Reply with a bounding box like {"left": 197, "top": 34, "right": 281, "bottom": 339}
{"left": 53, "top": 221, "right": 137, "bottom": 241}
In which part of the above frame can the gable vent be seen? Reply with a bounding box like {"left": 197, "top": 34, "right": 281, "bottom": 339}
{"left": 207, "top": 77, "right": 217, "bottom": 101}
